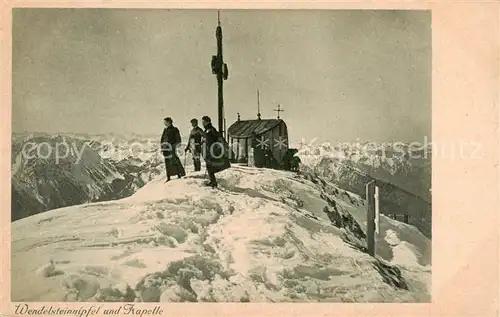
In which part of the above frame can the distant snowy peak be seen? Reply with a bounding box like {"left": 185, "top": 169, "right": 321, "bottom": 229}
{"left": 13, "top": 136, "right": 122, "bottom": 178}
{"left": 295, "top": 141, "right": 431, "bottom": 177}
{"left": 11, "top": 135, "right": 132, "bottom": 220}
{"left": 11, "top": 132, "right": 175, "bottom": 220}
{"left": 296, "top": 141, "right": 432, "bottom": 202}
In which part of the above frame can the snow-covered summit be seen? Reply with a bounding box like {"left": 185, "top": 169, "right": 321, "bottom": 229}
{"left": 12, "top": 166, "right": 430, "bottom": 303}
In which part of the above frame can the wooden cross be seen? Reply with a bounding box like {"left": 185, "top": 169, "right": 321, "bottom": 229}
{"left": 274, "top": 104, "right": 284, "bottom": 119}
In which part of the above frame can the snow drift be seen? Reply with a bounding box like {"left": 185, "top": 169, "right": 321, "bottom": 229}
{"left": 12, "top": 165, "right": 431, "bottom": 303}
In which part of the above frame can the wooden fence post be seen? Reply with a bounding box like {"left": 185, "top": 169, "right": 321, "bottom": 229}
{"left": 366, "top": 180, "right": 376, "bottom": 257}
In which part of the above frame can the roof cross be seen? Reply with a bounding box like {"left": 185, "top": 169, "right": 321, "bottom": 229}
{"left": 274, "top": 104, "right": 284, "bottom": 119}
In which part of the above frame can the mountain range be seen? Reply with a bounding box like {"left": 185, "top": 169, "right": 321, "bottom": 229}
{"left": 11, "top": 133, "right": 431, "bottom": 238}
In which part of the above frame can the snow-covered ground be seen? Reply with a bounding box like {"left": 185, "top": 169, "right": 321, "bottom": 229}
{"left": 12, "top": 165, "right": 431, "bottom": 303}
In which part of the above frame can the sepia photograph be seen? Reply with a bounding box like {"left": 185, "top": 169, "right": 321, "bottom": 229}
{"left": 11, "top": 9, "right": 432, "bottom": 303}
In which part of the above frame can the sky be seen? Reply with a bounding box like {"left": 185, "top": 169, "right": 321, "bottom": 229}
{"left": 12, "top": 9, "right": 431, "bottom": 144}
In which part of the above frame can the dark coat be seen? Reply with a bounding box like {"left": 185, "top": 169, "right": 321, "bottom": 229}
{"left": 160, "top": 125, "right": 185, "bottom": 177}
{"left": 283, "top": 148, "right": 299, "bottom": 171}
{"left": 202, "top": 123, "right": 230, "bottom": 174}
{"left": 185, "top": 126, "right": 205, "bottom": 154}
{"left": 161, "top": 126, "right": 181, "bottom": 156}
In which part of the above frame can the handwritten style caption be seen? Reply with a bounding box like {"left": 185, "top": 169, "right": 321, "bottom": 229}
{"left": 14, "top": 304, "right": 163, "bottom": 317}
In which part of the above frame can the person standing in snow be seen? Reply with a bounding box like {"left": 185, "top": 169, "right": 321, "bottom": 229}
{"left": 201, "top": 116, "right": 230, "bottom": 188}
{"left": 184, "top": 118, "right": 205, "bottom": 172}
{"left": 160, "top": 117, "right": 186, "bottom": 182}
